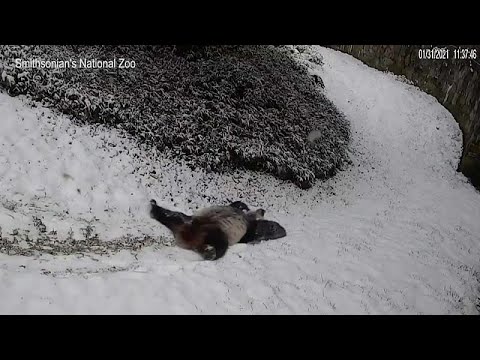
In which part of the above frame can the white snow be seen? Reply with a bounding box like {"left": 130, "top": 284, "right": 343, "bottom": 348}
{"left": 1, "top": 46, "right": 479, "bottom": 314}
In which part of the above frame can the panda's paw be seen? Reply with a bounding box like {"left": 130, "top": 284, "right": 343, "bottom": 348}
{"left": 201, "top": 245, "right": 217, "bottom": 261}
{"left": 229, "top": 201, "right": 250, "bottom": 212}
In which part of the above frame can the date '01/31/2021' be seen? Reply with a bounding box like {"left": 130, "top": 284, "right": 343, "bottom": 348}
{"left": 418, "top": 47, "right": 478, "bottom": 60}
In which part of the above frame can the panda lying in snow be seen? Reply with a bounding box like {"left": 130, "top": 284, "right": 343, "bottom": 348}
{"left": 149, "top": 199, "right": 287, "bottom": 260}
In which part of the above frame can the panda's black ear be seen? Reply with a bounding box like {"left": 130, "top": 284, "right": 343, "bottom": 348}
{"left": 256, "top": 209, "right": 266, "bottom": 218}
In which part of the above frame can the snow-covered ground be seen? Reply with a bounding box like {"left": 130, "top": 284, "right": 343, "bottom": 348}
{"left": 1, "top": 46, "right": 479, "bottom": 314}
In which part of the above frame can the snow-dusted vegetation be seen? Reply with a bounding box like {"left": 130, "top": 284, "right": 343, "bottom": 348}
{"left": 0, "top": 45, "right": 350, "bottom": 189}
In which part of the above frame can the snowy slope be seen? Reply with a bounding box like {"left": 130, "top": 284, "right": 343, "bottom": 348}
{"left": 1, "top": 46, "right": 479, "bottom": 314}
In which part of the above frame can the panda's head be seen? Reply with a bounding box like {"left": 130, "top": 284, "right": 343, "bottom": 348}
{"left": 256, "top": 209, "right": 265, "bottom": 219}
{"left": 246, "top": 208, "right": 265, "bottom": 221}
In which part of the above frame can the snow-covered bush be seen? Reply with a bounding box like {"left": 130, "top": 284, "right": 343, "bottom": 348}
{"left": 0, "top": 45, "right": 350, "bottom": 189}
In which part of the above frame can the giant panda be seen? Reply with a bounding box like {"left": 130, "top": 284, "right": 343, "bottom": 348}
{"left": 149, "top": 199, "right": 286, "bottom": 260}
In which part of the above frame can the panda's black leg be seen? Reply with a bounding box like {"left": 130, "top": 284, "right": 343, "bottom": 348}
{"left": 149, "top": 199, "right": 191, "bottom": 231}
{"left": 229, "top": 201, "right": 250, "bottom": 212}
{"left": 201, "top": 228, "right": 229, "bottom": 260}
